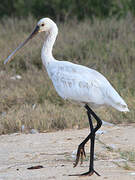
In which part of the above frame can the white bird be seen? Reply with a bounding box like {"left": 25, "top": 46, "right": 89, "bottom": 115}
{"left": 4, "top": 18, "right": 129, "bottom": 176}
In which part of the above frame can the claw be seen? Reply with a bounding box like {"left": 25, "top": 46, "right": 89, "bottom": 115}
{"left": 80, "top": 170, "right": 100, "bottom": 176}
{"left": 73, "top": 146, "right": 86, "bottom": 167}
{"left": 69, "top": 169, "right": 100, "bottom": 177}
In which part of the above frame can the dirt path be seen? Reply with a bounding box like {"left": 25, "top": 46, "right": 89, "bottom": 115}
{"left": 0, "top": 124, "right": 135, "bottom": 180}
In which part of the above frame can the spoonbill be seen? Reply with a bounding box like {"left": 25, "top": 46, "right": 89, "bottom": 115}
{"left": 4, "top": 18, "right": 129, "bottom": 176}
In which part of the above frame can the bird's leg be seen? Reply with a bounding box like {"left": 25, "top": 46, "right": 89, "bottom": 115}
{"left": 72, "top": 104, "right": 102, "bottom": 176}
{"left": 79, "top": 110, "right": 99, "bottom": 176}
{"left": 73, "top": 105, "right": 101, "bottom": 167}
{"left": 80, "top": 104, "right": 102, "bottom": 176}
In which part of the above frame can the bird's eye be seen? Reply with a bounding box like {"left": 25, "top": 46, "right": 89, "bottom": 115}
{"left": 41, "top": 24, "right": 44, "bottom": 27}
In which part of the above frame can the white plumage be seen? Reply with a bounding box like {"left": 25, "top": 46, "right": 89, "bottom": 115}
{"left": 40, "top": 18, "right": 129, "bottom": 112}
{"left": 4, "top": 17, "right": 129, "bottom": 177}
{"left": 4, "top": 18, "right": 129, "bottom": 112}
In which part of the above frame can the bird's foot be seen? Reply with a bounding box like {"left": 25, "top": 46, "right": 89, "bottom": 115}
{"left": 69, "top": 169, "right": 100, "bottom": 177}
{"left": 80, "top": 169, "right": 100, "bottom": 176}
{"left": 73, "top": 145, "right": 86, "bottom": 167}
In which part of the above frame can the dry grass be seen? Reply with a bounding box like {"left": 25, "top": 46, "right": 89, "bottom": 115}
{"left": 0, "top": 16, "right": 135, "bottom": 134}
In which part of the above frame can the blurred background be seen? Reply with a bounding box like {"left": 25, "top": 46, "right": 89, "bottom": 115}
{"left": 0, "top": 0, "right": 135, "bottom": 134}
{"left": 1, "top": 0, "right": 135, "bottom": 20}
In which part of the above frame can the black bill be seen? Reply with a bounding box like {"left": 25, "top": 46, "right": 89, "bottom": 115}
{"left": 4, "top": 25, "right": 39, "bottom": 64}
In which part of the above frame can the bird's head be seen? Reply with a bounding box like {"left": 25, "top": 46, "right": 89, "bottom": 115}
{"left": 37, "top": 18, "right": 58, "bottom": 33}
{"left": 4, "top": 18, "right": 57, "bottom": 64}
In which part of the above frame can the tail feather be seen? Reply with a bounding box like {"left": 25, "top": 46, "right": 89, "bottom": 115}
{"left": 111, "top": 102, "right": 129, "bottom": 112}
{"left": 107, "top": 87, "right": 129, "bottom": 112}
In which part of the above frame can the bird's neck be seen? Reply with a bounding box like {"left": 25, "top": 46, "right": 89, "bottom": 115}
{"left": 41, "top": 27, "right": 58, "bottom": 66}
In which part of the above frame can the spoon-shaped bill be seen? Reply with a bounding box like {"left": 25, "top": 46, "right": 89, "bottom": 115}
{"left": 4, "top": 25, "right": 39, "bottom": 65}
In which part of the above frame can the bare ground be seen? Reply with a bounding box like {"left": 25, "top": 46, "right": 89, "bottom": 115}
{"left": 0, "top": 124, "right": 135, "bottom": 180}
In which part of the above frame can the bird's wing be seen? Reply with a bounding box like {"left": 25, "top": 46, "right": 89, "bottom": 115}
{"left": 48, "top": 60, "right": 129, "bottom": 110}
{"left": 49, "top": 61, "right": 108, "bottom": 104}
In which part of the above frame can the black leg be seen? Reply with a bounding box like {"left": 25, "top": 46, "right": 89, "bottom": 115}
{"left": 88, "top": 111, "right": 95, "bottom": 172}
{"left": 72, "top": 104, "right": 102, "bottom": 176}
{"left": 80, "top": 106, "right": 101, "bottom": 176}
{"left": 85, "top": 104, "right": 102, "bottom": 134}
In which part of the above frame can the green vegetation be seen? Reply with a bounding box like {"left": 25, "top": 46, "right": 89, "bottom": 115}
{"left": 0, "top": 0, "right": 135, "bottom": 20}
{"left": 0, "top": 16, "right": 134, "bottom": 134}
{"left": 120, "top": 150, "right": 135, "bottom": 162}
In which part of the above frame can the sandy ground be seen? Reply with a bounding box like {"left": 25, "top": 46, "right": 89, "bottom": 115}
{"left": 0, "top": 123, "right": 135, "bottom": 180}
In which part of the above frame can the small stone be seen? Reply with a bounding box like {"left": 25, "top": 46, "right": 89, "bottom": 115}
{"left": 102, "top": 120, "right": 114, "bottom": 126}
{"left": 21, "top": 125, "right": 25, "bottom": 132}
{"left": 71, "top": 149, "right": 77, "bottom": 159}
{"left": 1, "top": 112, "right": 6, "bottom": 116}
{"left": 32, "top": 104, "right": 36, "bottom": 110}
{"left": 130, "top": 172, "right": 135, "bottom": 176}
{"left": 30, "top": 129, "right": 39, "bottom": 134}
{"left": 96, "top": 130, "right": 107, "bottom": 135}
{"left": 10, "top": 75, "right": 22, "bottom": 80}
